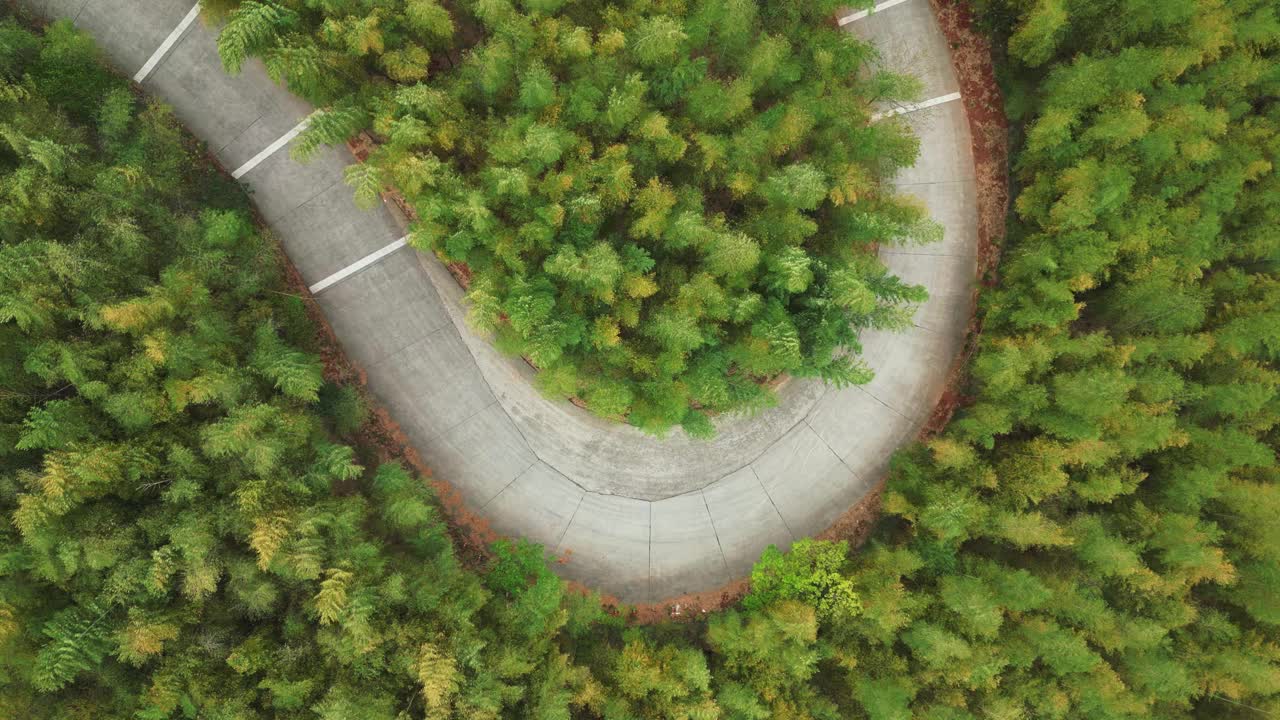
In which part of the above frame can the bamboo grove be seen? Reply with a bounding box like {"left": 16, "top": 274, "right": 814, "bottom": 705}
{"left": 2, "top": 1, "right": 1279, "bottom": 719}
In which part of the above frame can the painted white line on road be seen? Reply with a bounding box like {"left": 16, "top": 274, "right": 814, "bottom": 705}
{"left": 309, "top": 236, "right": 408, "bottom": 295}
{"left": 839, "top": 0, "right": 912, "bottom": 25}
{"left": 133, "top": 3, "right": 200, "bottom": 83}
{"left": 870, "top": 91, "right": 962, "bottom": 121}
{"left": 231, "top": 118, "right": 312, "bottom": 179}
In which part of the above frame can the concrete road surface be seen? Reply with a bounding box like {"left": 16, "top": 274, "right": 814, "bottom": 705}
{"left": 23, "top": 0, "right": 978, "bottom": 603}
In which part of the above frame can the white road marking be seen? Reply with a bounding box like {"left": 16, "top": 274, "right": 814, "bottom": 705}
{"left": 839, "top": 0, "right": 913, "bottom": 25}
{"left": 133, "top": 3, "right": 201, "bottom": 83}
{"left": 231, "top": 118, "right": 312, "bottom": 179}
{"left": 309, "top": 236, "right": 408, "bottom": 294}
{"left": 870, "top": 91, "right": 962, "bottom": 121}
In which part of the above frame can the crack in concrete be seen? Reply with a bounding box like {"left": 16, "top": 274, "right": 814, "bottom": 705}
{"left": 480, "top": 458, "right": 539, "bottom": 511}
{"left": 857, "top": 385, "right": 921, "bottom": 425}
{"left": 364, "top": 323, "right": 449, "bottom": 374}
{"left": 437, "top": 400, "right": 502, "bottom": 445}
{"left": 213, "top": 113, "right": 265, "bottom": 160}
{"left": 646, "top": 502, "right": 653, "bottom": 604}
{"left": 264, "top": 173, "right": 343, "bottom": 225}
{"left": 751, "top": 466, "right": 795, "bottom": 543}
{"left": 701, "top": 490, "right": 731, "bottom": 576}
{"left": 553, "top": 493, "right": 585, "bottom": 553}
{"left": 803, "top": 418, "right": 867, "bottom": 490}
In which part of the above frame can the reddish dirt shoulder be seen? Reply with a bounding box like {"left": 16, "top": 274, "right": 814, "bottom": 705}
{"left": 933, "top": 0, "right": 1010, "bottom": 286}
{"left": 918, "top": 0, "right": 1009, "bottom": 437}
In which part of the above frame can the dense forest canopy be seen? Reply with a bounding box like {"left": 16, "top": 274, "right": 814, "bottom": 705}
{"left": 848, "top": 0, "right": 1280, "bottom": 715}
{"left": 207, "top": 0, "right": 937, "bottom": 436}
{"left": 0, "top": 16, "right": 607, "bottom": 719}
{"left": 2, "top": 0, "right": 1280, "bottom": 718}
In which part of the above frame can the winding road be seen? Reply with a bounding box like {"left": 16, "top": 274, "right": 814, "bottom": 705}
{"left": 26, "top": 0, "right": 978, "bottom": 603}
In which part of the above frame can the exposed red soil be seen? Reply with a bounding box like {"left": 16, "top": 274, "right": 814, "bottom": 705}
{"left": 624, "top": 578, "right": 753, "bottom": 624}
{"left": 919, "top": 0, "right": 1009, "bottom": 436}
{"left": 932, "top": 0, "right": 1010, "bottom": 286}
